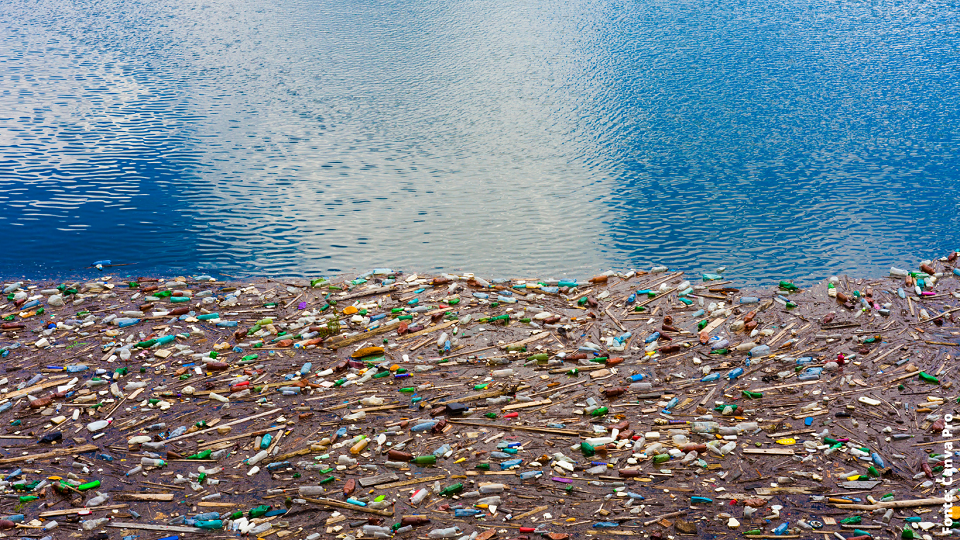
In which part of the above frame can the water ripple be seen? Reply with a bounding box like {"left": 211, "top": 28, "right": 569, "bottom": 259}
{"left": 0, "top": 0, "right": 958, "bottom": 282}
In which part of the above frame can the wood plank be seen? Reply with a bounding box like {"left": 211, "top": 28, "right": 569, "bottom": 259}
{"left": 0, "top": 443, "right": 98, "bottom": 465}
{"left": 501, "top": 399, "right": 552, "bottom": 411}
{"left": 325, "top": 320, "right": 401, "bottom": 349}
{"left": 358, "top": 473, "right": 400, "bottom": 488}
{"left": 701, "top": 317, "right": 727, "bottom": 335}
{"left": 6, "top": 376, "right": 69, "bottom": 400}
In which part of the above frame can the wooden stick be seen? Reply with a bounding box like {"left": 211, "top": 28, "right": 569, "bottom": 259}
{"left": 643, "top": 510, "right": 687, "bottom": 526}
{"left": 336, "top": 285, "right": 396, "bottom": 301}
{"left": 636, "top": 288, "right": 677, "bottom": 309}
{"left": 510, "top": 505, "right": 549, "bottom": 521}
{"left": 107, "top": 522, "right": 204, "bottom": 533}
{"left": 0, "top": 443, "right": 98, "bottom": 465}
{"left": 502, "top": 332, "right": 551, "bottom": 351}
{"left": 832, "top": 497, "right": 946, "bottom": 510}
{"left": 39, "top": 504, "right": 128, "bottom": 518}
{"left": 398, "top": 320, "right": 456, "bottom": 341}
{"left": 115, "top": 493, "right": 174, "bottom": 501}
{"left": 304, "top": 497, "right": 394, "bottom": 516}
{"left": 501, "top": 399, "right": 552, "bottom": 411}
{"left": 742, "top": 448, "right": 794, "bottom": 456}
{"left": 919, "top": 306, "right": 960, "bottom": 324}
{"left": 6, "top": 376, "right": 69, "bottom": 400}
{"left": 441, "top": 345, "right": 497, "bottom": 359}
{"left": 325, "top": 320, "right": 401, "bottom": 349}
{"left": 375, "top": 474, "right": 448, "bottom": 490}
{"left": 197, "top": 428, "right": 274, "bottom": 449}
{"left": 164, "top": 408, "right": 281, "bottom": 444}
{"left": 448, "top": 419, "right": 581, "bottom": 436}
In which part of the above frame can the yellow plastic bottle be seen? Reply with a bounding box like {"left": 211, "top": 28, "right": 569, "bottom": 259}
{"left": 350, "top": 438, "right": 369, "bottom": 455}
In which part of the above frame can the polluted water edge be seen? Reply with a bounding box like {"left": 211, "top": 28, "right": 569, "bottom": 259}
{"left": 2, "top": 255, "right": 960, "bottom": 540}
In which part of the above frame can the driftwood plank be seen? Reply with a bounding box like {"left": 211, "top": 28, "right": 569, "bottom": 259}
{"left": 0, "top": 444, "right": 98, "bottom": 465}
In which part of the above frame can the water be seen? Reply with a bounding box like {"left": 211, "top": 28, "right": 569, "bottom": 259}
{"left": 1, "top": 0, "right": 958, "bottom": 283}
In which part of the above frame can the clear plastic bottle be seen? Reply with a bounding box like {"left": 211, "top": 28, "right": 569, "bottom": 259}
{"left": 428, "top": 527, "right": 461, "bottom": 538}
{"left": 410, "top": 488, "right": 429, "bottom": 505}
{"left": 81, "top": 517, "right": 109, "bottom": 530}
{"left": 299, "top": 486, "right": 325, "bottom": 497}
{"left": 86, "top": 419, "right": 111, "bottom": 432}
{"left": 690, "top": 422, "right": 719, "bottom": 434}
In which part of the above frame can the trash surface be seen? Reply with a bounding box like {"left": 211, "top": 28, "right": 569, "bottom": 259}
{"left": 2, "top": 255, "right": 960, "bottom": 539}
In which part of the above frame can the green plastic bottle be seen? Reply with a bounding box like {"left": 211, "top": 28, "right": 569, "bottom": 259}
{"left": 248, "top": 505, "right": 271, "bottom": 518}
{"left": 78, "top": 480, "right": 101, "bottom": 491}
{"left": 439, "top": 483, "right": 464, "bottom": 496}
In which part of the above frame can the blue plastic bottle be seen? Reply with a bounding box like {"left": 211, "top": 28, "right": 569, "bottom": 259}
{"left": 798, "top": 367, "right": 822, "bottom": 381}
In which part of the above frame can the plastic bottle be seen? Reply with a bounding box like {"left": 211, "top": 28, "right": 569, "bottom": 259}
{"left": 363, "top": 525, "right": 393, "bottom": 536}
{"left": 350, "top": 438, "right": 369, "bottom": 455}
{"left": 798, "top": 367, "right": 822, "bottom": 381}
{"left": 246, "top": 450, "right": 269, "bottom": 465}
{"left": 87, "top": 419, "right": 111, "bottom": 432}
{"left": 410, "top": 421, "right": 437, "bottom": 432}
{"left": 87, "top": 492, "right": 109, "bottom": 506}
{"left": 299, "top": 486, "right": 325, "bottom": 497}
{"left": 82, "top": 517, "right": 109, "bottom": 530}
{"left": 428, "top": 527, "right": 461, "bottom": 538}
{"left": 690, "top": 422, "right": 719, "bottom": 434}
{"left": 410, "top": 488, "right": 429, "bottom": 505}
{"left": 247, "top": 523, "right": 270, "bottom": 534}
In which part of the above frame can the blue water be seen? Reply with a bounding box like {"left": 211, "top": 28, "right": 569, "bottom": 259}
{"left": 1, "top": 0, "right": 958, "bottom": 283}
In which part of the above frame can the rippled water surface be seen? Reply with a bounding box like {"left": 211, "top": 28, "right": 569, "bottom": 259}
{"left": 1, "top": 0, "right": 959, "bottom": 283}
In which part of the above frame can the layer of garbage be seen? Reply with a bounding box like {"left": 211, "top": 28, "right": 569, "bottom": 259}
{"left": 2, "top": 254, "right": 960, "bottom": 540}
